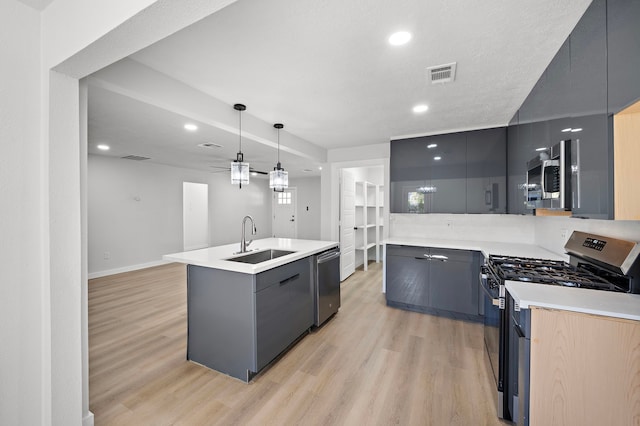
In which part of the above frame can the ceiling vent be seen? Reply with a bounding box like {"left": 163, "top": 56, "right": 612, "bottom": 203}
{"left": 427, "top": 62, "right": 457, "bottom": 84}
{"left": 121, "top": 155, "right": 150, "bottom": 161}
{"left": 198, "top": 142, "right": 223, "bottom": 148}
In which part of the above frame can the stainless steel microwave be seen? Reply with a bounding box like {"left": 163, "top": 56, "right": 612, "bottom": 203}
{"left": 525, "top": 139, "right": 577, "bottom": 210}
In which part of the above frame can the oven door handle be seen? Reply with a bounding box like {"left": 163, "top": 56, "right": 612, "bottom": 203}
{"left": 480, "top": 274, "right": 502, "bottom": 307}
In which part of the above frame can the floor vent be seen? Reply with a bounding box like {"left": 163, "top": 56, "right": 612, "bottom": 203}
{"left": 121, "top": 155, "right": 151, "bottom": 161}
{"left": 427, "top": 62, "right": 457, "bottom": 84}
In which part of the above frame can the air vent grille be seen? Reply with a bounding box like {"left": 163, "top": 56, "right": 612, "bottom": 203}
{"left": 427, "top": 62, "right": 457, "bottom": 84}
{"left": 121, "top": 155, "right": 151, "bottom": 161}
{"left": 198, "top": 142, "right": 223, "bottom": 148}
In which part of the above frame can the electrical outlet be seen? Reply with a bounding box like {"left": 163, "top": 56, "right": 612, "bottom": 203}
{"left": 560, "top": 229, "right": 568, "bottom": 240}
{"left": 103, "top": 251, "right": 110, "bottom": 260}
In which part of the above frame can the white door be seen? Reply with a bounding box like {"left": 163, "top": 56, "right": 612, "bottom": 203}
{"left": 183, "top": 182, "right": 209, "bottom": 250}
{"left": 340, "top": 170, "right": 356, "bottom": 281}
{"left": 272, "top": 188, "right": 297, "bottom": 238}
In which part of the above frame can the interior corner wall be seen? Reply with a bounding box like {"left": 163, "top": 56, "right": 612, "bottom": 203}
{"left": 290, "top": 177, "right": 321, "bottom": 240}
{"left": 88, "top": 155, "right": 273, "bottom": 276}
{"left": 0, "top": 2, "right": 44, "bottom": 425}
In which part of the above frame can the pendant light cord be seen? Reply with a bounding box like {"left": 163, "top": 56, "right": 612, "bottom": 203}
{"left": 239, "top": 110, "right": 242, "bottom": 153}
{"left": 277, "top": 127, "right": 280, "bottom": 164}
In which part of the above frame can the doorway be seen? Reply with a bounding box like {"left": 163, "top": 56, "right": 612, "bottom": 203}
{"left": 272, "top": 188, "right": 297, "bottom": 238}
{"left": 183, "top": 182, "right": 209, "bottom": 251}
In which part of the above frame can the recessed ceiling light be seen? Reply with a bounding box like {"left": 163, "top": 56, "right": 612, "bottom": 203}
{"left": 184, "top": 123, "right": 198, "bottom": 132}
{"left": 388, "top": 31, "right": 412, "bottom": 46}
{"left": 318, "top": 166, "right": 323, "bottom": 171}
{"left": 97, "top": 144, "right": 110, "bottom": 151}
{"left": 427, "top": 143, "right": 437, "bottom": 149}
{"left": 561, "top": 128, "right": 572, "bottom": 132}
{"left": 413, "top": 104, "right": 429, "bottom": 114}
{"left": 434, "top": 156, "right": 442, "bottom": 161}
{"left": 571, "top": 128, "right": 583, "bottom": 132}
{"left": 535, "top": 147, "right": 548, "bottom": 152}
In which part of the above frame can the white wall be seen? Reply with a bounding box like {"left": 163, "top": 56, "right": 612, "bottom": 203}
{"left": 0, "top": 3, "right": 43, "bottom": 425}
{"left": 534, "top": 216, "right": 640, "bottom": 257}
{"left": 88, "top": 155, "right": 273, "bottom": 276}
{"left": 290, "top": 177, "right": 321, "bottom": 240}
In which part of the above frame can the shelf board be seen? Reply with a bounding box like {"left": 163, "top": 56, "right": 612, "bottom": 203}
{"left": 356, "top": 243, "right": 376, "bottom": 250}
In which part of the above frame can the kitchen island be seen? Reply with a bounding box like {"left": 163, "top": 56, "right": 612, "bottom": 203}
{"left": 164, "top": 238, "right": 338, "bottom": 382}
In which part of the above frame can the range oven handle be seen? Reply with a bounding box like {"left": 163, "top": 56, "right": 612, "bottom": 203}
{"left": 480, "top": 271, "right": 502, "bottom": 307}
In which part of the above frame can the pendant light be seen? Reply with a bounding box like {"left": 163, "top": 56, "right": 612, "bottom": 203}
{"left": 269, "top": 123, "right": 289, "bottom": 192}
{"left": 231, "top": 103, "right": 249, "bottom": 188}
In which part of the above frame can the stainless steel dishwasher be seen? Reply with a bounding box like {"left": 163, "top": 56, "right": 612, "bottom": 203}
{"left": 313, "top": 247, "right": 341, "bottom": 326}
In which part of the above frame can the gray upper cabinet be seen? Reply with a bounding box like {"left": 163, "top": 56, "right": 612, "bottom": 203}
{"left": 466, "top": 128, "right": 507, "bottom": 213}
{"left": 607, "top": 0, "right": 640, "bottom": 113}
{"left": 390, "top": 128, "right": 506, "bottom": 214}
{"left": 430, "top": 132, "right": 467, "bottom": 214}
{"left": 570, "top": 0, "right": 607, "bottom": 116}
{"left": 506, "top": 0, "right": 613, "bottom": 219}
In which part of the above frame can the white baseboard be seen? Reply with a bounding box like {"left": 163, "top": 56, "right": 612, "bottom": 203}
{"left": 88, "top": 259, "right": 170, "bottom": 279}
{"left": 83, "top": 411, "right": 94, "bottom": 426}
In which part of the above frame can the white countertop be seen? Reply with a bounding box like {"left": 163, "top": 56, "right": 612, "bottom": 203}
{"left": 164, "top": 238, "right": 339, "bottom": 274}
{"left": 506, "top": 281, "right": 640, "bottom": 321}
{"left": 384, "top": 237, "right": 565, "bottom": 261}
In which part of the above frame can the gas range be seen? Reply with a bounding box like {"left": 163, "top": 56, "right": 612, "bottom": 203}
{"left": 481, "top": 232, "right": 640, "bottom": 422}
{"left": 487, "top": 255, "right": 619, "bottom": 291}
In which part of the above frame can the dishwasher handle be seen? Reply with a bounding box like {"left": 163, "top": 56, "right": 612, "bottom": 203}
{"left": 317, "top": 250, "right": 340, "bottom": 264}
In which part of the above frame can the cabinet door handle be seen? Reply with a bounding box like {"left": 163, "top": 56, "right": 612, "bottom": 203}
{"left": 279, "top": 273, "right": 300, "bottom": 286}
{"left": 430, "top": 254, "right": 448, "bottom": 262}
{"left": 414, "top": 255, "right": 431, "bottom": 261}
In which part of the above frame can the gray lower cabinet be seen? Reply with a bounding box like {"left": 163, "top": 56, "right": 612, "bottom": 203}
{"left": 428, "top": 248, "right": 479, "bottom": 316}
{"left": 187, "top": 257, "right": 312, "bottom": 382}
{"left": 385, "top": 245, "right": 481, "bottom": 321}
{"left": 386, "top": 245, "right": 430, "bottom": 306}
{"left": 255, "top": 258, "right": 312, "bottom": 371}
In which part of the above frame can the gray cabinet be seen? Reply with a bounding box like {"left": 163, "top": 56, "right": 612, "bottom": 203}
{"left": 385, "top": 245, "right": 481, "bottom": 321}
{"left": 466, "top": 128, "right": 507, "bottom": 213}
{"left": 607, "top": 0, "right": 640, "bottom": 113}
{"left": 390, "top": 128, "right": 506, "bottom": 214}
{"left": 187, "top": 257, "right": 312, "bottom": 382}
{"left": 386, "top": 245, "right": 430, "bottom": 306}
{"left": 255, "top": 258, "right": 312, "bottom": 371}
{"left": 428, "top": 248, "right": 479, "bottom": 316}
{"left": 570, "top": 0, "right": 607, "bottom": 116}
{"left": 506, "top": 0, "right": 612, "bottom": 218}
{"left": 430, "top": 133, "right": 467, "bottom": 214}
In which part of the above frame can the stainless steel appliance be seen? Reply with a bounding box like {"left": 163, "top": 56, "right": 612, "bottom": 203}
{"left": 313, "top": 247, "right": 341, "bottom": 326}
{"left": 525, "top": 139, "right": 576, "bottom": 210}
{"left": 479, "top": 266, "right": 506, "bottom": 418}
{"left": 484, "top": 231, "right": 640, "bottom": 422}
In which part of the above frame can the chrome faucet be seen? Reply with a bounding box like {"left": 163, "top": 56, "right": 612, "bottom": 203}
{"left": 240, "top": 215, "right": 257, "bottom": 253}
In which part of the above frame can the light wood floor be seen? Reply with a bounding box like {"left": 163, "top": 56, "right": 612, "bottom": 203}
{"left": 89, "top": 262, "right": 505, "bottom": 425}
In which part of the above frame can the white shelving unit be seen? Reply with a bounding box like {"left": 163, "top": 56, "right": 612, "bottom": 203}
{"left": 354, "top": 181, "right": 384, "bottom": 271}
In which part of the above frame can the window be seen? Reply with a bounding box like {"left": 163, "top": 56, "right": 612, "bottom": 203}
{"left": 277, "top": 192, "right": 292, "bottom": 205}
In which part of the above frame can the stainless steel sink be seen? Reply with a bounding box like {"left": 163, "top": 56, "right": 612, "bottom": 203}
{"left": 226, "top": 249, "right": 295, "bottom": 264}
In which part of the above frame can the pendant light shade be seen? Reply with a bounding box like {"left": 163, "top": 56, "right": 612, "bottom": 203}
{"left": 231, "top": 103, "right": 250, "bottom": 187}
{"left": 269, "top": 123, "right": 289, "bottom": 192}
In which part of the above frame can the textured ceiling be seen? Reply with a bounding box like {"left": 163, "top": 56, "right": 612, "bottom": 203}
{"left": 88, "top": 0, "right": 593, "bottom": 171}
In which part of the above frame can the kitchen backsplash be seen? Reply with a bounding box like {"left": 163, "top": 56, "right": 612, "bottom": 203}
{"left": 390, "top": 214, "right": 640, "bottom": 258}
{"left": 389, "top": 214, "right": 537, "bottom": 245}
